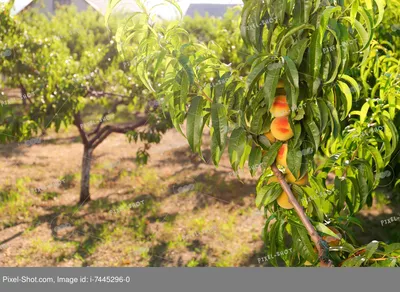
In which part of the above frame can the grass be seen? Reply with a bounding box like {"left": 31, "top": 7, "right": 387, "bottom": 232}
{"left": 16, "top": 237, "right": 79, "bottom": 266}
{"left": 0, "top": 178, "right": 34, "bottom": 229}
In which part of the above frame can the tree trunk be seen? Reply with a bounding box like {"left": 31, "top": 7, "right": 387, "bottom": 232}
{"left": 79, "top": 146, "right": 93, "bottom": 204}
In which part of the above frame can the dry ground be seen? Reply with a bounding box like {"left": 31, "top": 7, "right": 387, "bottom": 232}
{"left": 0, "top": 123, "right": 399, "bottom": 267}
{"left": 0, "top": 125, "right": 268, "bottom": 267}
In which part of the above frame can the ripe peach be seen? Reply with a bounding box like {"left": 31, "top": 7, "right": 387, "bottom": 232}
{"left": 322, "top": 227, "right": 342, "bottom": 246}
{"left": 286, "top": 172, "right": 309, "bottom": 186}
{"left": 277, "top": 190, "right": 294, "bottom": 209}
{"left": 270, "top": 116, "right": 294, "bottom": 141}
{"left": 276, "top": 143, "right": 288, "bottom": 168}
{"left": 264, "top": 131, "right": 276, "bottom": 143}
{"left": 270, "top": 95, "right": 290, "bottom": 117}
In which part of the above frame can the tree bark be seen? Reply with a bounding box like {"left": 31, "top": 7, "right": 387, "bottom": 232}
{"left": 79, "top": 146, "right": 93, "bottom": 204}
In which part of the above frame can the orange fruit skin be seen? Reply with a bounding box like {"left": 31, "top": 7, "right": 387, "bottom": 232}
{"left": 264, "top": 131, "right": 276, "bottom": 143}
{"left": 270, "top": 95, "right": 290, "bottom": 117}
{"left": 277, "top": 190, "right": 294, "bottom": 209}
{"left": 276, "top": 143, "right": 288, "bottom": 168}
{"left": 270, "top": 117, "right": 294, "bottom": 141}
{"left": 277, "top": 79, "right": 285, "bottom": 89}
{"left": 286, "top": 172, "right": 309, "bottom": 186}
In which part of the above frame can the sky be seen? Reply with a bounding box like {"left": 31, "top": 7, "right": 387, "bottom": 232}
{"left": 0, "top": 0, "right": 243, "bottom": 17}
{"left": 0, "top": 0, "right": 34, "bottom": 15}
{"left": 151, "top": 0, "right": 243, "bottom": 20}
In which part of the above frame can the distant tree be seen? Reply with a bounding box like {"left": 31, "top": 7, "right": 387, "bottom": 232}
{"left": 111, "top": 0, "right": 400, "bottom": 266}
{"left": 0, "top": 5, "right": 171, "bottom": 203}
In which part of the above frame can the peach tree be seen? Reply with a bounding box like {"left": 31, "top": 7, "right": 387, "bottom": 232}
{"left": 0, "top": 5, "right": 171, "bottom": 203}
{"left": 114, "top": 0, "right": 398, "bottom": 266}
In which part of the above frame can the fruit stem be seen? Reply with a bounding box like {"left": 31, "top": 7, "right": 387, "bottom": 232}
{"left": 271, "top": 163, "right": 334, "bottom": 267}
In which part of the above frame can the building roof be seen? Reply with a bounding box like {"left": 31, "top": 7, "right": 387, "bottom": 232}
{"left": 184, "top": 3, "right": 238, "bottom": 17}
{"left": 179, "top": 0, "right": 242, "bottom": 17}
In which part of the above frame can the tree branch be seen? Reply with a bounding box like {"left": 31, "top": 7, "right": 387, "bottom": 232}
{"left": 88, "top": 100, "right": 127, "bottom": 137}
{"left": 91, "top": 114, "right": 148, "bottom": 149}
{"left": 73, "top": 111, "right": 90, "bottom": 147}
{"left": 271, "top": 163, "right": 333, "bottom": 267}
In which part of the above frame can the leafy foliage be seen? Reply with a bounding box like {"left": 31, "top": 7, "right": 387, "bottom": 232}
{"left": 109, "top": 0, "right": 400, "bottom": 266}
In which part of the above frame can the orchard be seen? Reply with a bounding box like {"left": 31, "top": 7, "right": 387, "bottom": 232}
{"left": 109, "top": 0, "right": 400, "bottom": 267}
{"left": 0, "top": 0, "right": 400, "bottom": 268}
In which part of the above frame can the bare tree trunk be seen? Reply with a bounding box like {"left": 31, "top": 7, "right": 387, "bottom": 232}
{"left": 79, "top": 146, "right": 93, "bottom": 204}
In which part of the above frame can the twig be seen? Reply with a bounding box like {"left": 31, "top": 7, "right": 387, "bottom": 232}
{"left": 271, "top": 163, "right": 333, "bottom": 267}
{"left": 194, "top": 82, "right": 213, "bottom": 103}
{"left": 368, "top": 256, "right": 400, "bottom": 262}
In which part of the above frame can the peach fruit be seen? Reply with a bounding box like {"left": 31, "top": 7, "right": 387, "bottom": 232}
{"left": 270, "top": 116, "right": 294, "bottom": 141}
{"left": 277, "top": 190, "right": 294, "bottom": 209}
{"left": 264, "top": 131, "right": 276, "bottom": 143}
{"left": 270, "top": 95, "right": 290, "bottom": 117}
{"left": 276, "top": 143, "right": 288, "bottom": 168}
{"left": 286, "top": 172, "right": 309, "bottom": 186}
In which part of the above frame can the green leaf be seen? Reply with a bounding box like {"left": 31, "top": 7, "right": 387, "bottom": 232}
{"left": 229, "top": 127, "right": 251, "bottom": 171}
{"left": 366, "top": 144, "right": 385, "bottom": 171}
{"left": 247, "top": 58, "right": 274, "bottom": 98}
{"left": 323, "top": 99, "right": 341, "bottom": 138}
{"left": 317, "top": 99, "right": 329, "bottom": 134}
{"left": 262, "top": 141, "right": 283, "bottom": 168}
{"left": 263, "top": 62, "right": 282, "bottom": 112}
{"left": 365, "top": 241, "right": 380, "bottom": 260}
{"left": 359, "top": 102, "right": 370, "bottom": 124}
{"left": 342, "top": 256, "right": 365, "bottom": 267}
{"left": 308, "top": 6, "right": 341, "bottom": 96}
{"left": 304, "top": 119, "right": 320, "bottom": 150}
{"left": 187, "top": 96, "right": 205, "bottom": 155}
{"left": 382, "top": 116, "right": 399, "bottom": 157}
{"left": 178, "top": 55, "right": 195, "bottom": 85}
{"left": 105, "top": 0, "right": 123, "bottom": 27}
{"left": 256, "top": 184, "right": 282, "bottom": 208}
{"left": 384, "top": 243, "right": 400, "bottom": 255}
{"left": 211, "top": 103, "right": 228, "bottom": 166}
{"left": 373, "top": 0, "right": 386, "bottom": 28}
{"left": 291, "top": 224, "right": 318, "bottom": 262}
{"left": 340, "top": 75, "right": 360, "bottom": 101}
{"left": 287, "top": 38, "right": 309, "bottom": 67}
{"left": 283, "top": 56, "right": 299, "bottom": 107}
{"left": 275, "top": 24, "right": 315, "bottom": 53}
{"left": 287, "top": 143, "right": 302, "bottom": 180}
{"left": 357, "top": 164, "right": 370, "bottom": 207}
{"left": 249, "top": 145, "right": 263, "bottom": 177}
{"left": 337, "top": 80, "right": 353, "bottom": 118}
{"left": 316, "top": 223, "right": 341, "bottom": 239}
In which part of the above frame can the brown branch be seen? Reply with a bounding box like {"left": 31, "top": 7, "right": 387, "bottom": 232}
{"left": 194, "top": 82, "right": 213, "bottom": 103}
{"left": 91, "top": 115, "right": 148, "bottom": 149}
{"left": 88, "top": 100, "right": 127, "bottom": 137}
{"left": 73, "top": 112, "right": 90, "bottom": 147}
{"left": 366, "top": 255, "right": 400, "bottom": 262}
{"left": 271, "top": 163, "right": 333, "bottom": 267}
